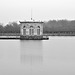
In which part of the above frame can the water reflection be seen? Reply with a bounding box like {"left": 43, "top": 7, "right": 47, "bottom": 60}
{"left": 20, "top": 40, "right": 43, "bottom": 65}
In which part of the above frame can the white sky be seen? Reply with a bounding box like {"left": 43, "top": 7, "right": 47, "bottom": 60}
{"left": 0, "top": 0, "right": 75, "bottom": 24}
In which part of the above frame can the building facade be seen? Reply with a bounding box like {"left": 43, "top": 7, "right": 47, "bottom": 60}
{"left": 20, "top": 21, "right": 43, "bottom": 36}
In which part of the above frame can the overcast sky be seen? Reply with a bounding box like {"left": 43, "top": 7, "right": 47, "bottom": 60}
{"left": 0, "top": 0, "right": 75, "bottom": 24}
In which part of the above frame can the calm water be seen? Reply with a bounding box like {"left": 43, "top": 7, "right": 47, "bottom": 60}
{"left": 0, "top": 36, "right": 75, "bottom": 75}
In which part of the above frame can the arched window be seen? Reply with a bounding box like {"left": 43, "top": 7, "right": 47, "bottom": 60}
{"left": 23, "top": 26, "right": 26, "bottom": 28}
{"left": 37, "top": 26, "right": 40, "bottom": 35}
{"left": 30, "top": 26, "right": 33, "bottom": 28}
{"left": 23, "top": 26, "right": 26, "bottom": 35}
{"left": 37, "top": 26, "right": 40, "bottom": 28}
{"left": 29, "top": 26, "right": 34, "bottom": 35}
{"left": 23, "top": 29, "right": 26, "bottom": 35}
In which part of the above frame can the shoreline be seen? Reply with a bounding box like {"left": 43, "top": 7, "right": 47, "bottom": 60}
{"left": 0, "top": 33, "right": 75, "bottom": 37}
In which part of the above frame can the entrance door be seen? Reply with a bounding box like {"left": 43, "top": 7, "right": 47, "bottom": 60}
{"left": 29, "top": 26, "right": 34, "bottom": 36}
{"left": 29, "top": 28, "right": 34, "bottom": 35}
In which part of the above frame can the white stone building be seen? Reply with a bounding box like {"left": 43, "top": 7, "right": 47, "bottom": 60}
{"left": 20, "top": 21, "right": 43, "bottom": 36}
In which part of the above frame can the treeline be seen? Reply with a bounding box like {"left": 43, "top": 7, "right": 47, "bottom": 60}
{"left": 0, "top": 22, "right": 20, "bottom": 33}
{"left": 0, "top": 20, "right": 75, "bottom": 34}
{"left": 43, "top": 20, "right": 75, "bottom": 33}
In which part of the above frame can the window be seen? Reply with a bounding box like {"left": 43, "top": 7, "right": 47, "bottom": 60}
{"left": 38, "top": 26, "right": 40, "bottom": 28}
{"left": 29, "top": 26, "right": 34, "bottom": 35}
{"left": 23, "top": 29, "right": 26, "bottom": 35}
{"left": 23, "top": 26, "right": 26, "bottom": 28}
{"left": 37, "top": 26, "right": 40, "bottom": 35}
{"left": 30, "top": 26, "right": 33, "bottom": 28}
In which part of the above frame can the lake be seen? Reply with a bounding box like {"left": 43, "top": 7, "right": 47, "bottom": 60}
{"left": 0, "top": 36, "right": 75, "bottom": 75}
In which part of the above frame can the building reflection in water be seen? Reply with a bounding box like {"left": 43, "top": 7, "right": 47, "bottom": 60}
{"left": 20, "top": 40, "right": 43, "bottom": 65}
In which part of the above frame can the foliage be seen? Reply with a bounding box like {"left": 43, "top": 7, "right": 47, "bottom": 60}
{"left": 0, "top": 22, "right": 20, "bottom": 33}
{"left": 0, "top": 20, "right": 75, "bottom": 34}
{"left": 43, "top": 20, "right": 75, "bottom": 33}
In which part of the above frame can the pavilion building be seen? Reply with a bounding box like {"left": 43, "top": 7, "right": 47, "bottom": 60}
{"left": 19, "top": 20, "right": 49, "bottom": 40}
